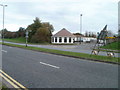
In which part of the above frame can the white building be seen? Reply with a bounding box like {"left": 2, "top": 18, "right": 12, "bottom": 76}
{"left": 51, "top": 28, "right": 97, "bottom": 44}
{"left": 82, "top": 37, "right": 96, "bottom": 42}
{"left": 51, "top": 28, "right": 75, "bottom": 44}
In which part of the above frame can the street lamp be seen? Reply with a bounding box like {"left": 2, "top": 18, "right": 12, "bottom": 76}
{"left": 80, "top": 14, "right": 82, "bottom": 44}
{"left": 0, "top": 4, "right": 7, "bottom": 43}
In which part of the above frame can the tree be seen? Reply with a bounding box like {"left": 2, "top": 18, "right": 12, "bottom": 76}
{"left": 41, "top": 22, "right": 54, "bottom": 41}
{"left": 31, "top": 27, "right": 50, "bottom": 43}
{"left": 1, "top": 29, "right": 18, "bottom": 38}
{"left": 73, "top": 33, "right": 82, "bottom": 35}
{"left": 92, "top": 32, "right": 97, "bottom": 38}
{"left": 26, "top": 17, "right": 42, "bottom": 42}
{"left": 26, "top": 17, "right": 54, "bottom": 43}
{"left": 1, "top": 28, "right": 9, "bottom": 38}
{"left": 16, "top": 27, "right": 25, "bottom": 37}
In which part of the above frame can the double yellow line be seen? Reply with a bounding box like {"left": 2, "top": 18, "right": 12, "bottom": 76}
{"left": 0, "top": 70, "right": 28, "bottom": 90}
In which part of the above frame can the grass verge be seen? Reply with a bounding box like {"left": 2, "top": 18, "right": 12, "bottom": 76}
{"left": 2, "top": 86, "right": 8, "bottom": 90}
{"left": 93, "top": 49, "right": 120, "bottom": 53}
{"left": 100, "top": 41, "right": 120, "bottom": 50}
{"left": 2, "top": 43, "right": 119, "bottom": 64}
{"left": 0, "top": 84, "right": 8, "bottom": 90}
{"left": 4, "top": 37, "right": 50, "bottom": 45}
{"left": 4, "top": 37, "right": 26, "bottom": 43}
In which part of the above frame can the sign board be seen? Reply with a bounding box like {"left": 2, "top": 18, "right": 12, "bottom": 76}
{"left": 26, "top": 31, "right": 28, "bottom": 35}
{"left": 26, "top": 36, "right": 28, "bottom": 38}
{"left": 97, "top": 25, "right": 108, "bottom": 40}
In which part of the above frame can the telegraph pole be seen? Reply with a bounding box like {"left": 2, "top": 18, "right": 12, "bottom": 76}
{"left": 80, "top": 14, "right": 82, "bottom": 44}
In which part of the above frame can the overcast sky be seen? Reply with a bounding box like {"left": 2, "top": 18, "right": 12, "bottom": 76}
{"left": 0, "top": 0, "right": 119, "bottom": 34}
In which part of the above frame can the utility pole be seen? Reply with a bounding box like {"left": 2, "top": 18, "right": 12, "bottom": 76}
{"left": 80, "top": 14, "right": 82, "bottom": 44}
{"left": 0, "top": 4, "right": 7, "bottom": 43}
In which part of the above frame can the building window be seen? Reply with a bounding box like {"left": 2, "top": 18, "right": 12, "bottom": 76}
{"left": 59, "top": 37, "right": 62, "bottom": 42}
{"left": 69, "top": 37, "right": 71, "bottom": 42}
{"left": 55, "top": 37, "right": 57, "bottom": 42}
{"left": 64, "top": 37, "right": 67, "bottom": 42}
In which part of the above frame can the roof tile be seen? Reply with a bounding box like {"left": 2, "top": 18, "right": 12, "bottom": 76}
{"left": 53, "top": 28, "right": 75, "bottom": 37}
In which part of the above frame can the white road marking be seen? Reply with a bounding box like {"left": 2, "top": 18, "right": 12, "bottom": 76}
{"left": 1, "top": 50, "right": 7, "bottom": 53}
{"left": 40, "top": 62, "right": 60, "bottom": 69}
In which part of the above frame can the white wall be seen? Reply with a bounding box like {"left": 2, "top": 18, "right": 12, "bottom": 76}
{"left": 71, "top": 37, "right": 74, "bottom": 43}
{"left": 51, "top": 37, "right": 75, "bottom": 44}
{"left": 61, "top": 37, "right": 64, "bottom": 43}
{"left": 67, "top": 37, "right": 69, "bottom": 43}
{"left": 57, "top": 37, "right": 59, "bottom": 43}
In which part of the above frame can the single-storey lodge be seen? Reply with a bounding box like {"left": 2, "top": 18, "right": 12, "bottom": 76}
{"left": 51, "top": 28, "right": 75, "bottom": 44}
{"left": 51, "top": 28, "right": 96, "bottom": 44}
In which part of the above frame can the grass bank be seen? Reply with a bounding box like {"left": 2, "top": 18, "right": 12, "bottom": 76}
{"left": 97, "top": 41, "right": 120, "bottom": 53}
{"left": 4, "top": 37, "right": 26, "bottom": 43}
{"left": 4, "top": 37, "right": 50, "bottom": 45}
{"left": 0, "top": 84, "right": 8, "bottom": 90}
{"left": 2, "top": 43, "right": 119, "bottom": 64}
{"left": 2, "top": 86, "right": 8, "bottom": 90}
{"left": 100, "top": 41, "right": 120, "bottom": 50}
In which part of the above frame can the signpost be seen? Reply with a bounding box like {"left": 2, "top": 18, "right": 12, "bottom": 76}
{"left": 91, "top": 25, "right": 115, "bottom": 57}
{"left": 25, "top": 30, "right": 31, "bottom": 47}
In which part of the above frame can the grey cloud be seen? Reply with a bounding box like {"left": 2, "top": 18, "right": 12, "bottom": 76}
{"left": 0, "top": 0, "right": 118, "bottom": 34}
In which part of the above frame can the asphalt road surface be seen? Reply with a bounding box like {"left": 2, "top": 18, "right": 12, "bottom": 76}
{"left": 2, "top": 45, "right": 118, "bottom": 88}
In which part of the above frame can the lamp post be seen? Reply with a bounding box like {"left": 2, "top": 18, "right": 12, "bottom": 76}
{"left": 80, "top": 14, "right": 82, "bottom": 44}
{"left": 0, "top": 4, "right": 7, "bottom": 43}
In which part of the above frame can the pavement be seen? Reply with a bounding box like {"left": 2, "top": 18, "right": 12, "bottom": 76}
{"left": 2, "top": 45, "right": 118, "bottom": 88}
{"left": 3, "top": 41, "right": 119, "bottom": 57}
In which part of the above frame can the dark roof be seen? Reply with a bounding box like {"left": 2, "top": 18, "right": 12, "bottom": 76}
{"left": 74, "top": 34, "right": 84, "bottom": 37}
{"left": 53, "top": 28, "right": 75, "bottom": 37}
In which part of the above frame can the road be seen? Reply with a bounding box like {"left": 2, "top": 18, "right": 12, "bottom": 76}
{"left": 3, "top": 41, "right": 119, "bottom": 57}
{"left": 2, "top": 45, "right": 118, "bottom": 88}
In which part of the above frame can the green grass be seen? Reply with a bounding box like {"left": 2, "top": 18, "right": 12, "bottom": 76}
{"left": 4, "top": 37, "right": 50, "bottom": 45}
{"left": 101, "top": 41, "right": 120, "bottom": 50}
{"left": 2, "top": 86, "right": 8, "bottom": 90}
{"left": 4, "top": 37, "right": 26, "bottom": 43}
{"left": 0, "top": 83, "right": 8, "bottom": 90}
{"left": 2, "top": 43, "right": 119, "bottom": 64}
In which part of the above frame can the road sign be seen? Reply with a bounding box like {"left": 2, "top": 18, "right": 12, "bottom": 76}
{"left": 26, "top": 31, "right": 28, "bottom": 35}
{"left": 97, "top": 25, "right": 108, "bottom": 40}
{"left": 26, "top": 36, "right": 28, "bottom": 38}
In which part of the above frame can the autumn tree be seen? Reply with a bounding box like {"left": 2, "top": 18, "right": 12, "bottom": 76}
{"left": 26, "top": 17, "right": 54, "bottom": 43}
{"left": 26, "top": 17, "right": 42, "bottom": 42}
{"left": 1, "top": 29, "right": 17, "bottom": 38}
{"left": 16, "top": 27, "right": 25, "bottom": 37}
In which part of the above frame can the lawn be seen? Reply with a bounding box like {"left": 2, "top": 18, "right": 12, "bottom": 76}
{"left": 101, "top": 41, "right": 120, "bottom": 50}
{"left": 4, "top": 37, "right": 26, "bottom": 43}
{"left": 4, "top": 37, "right": 50, "bottom": 45}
